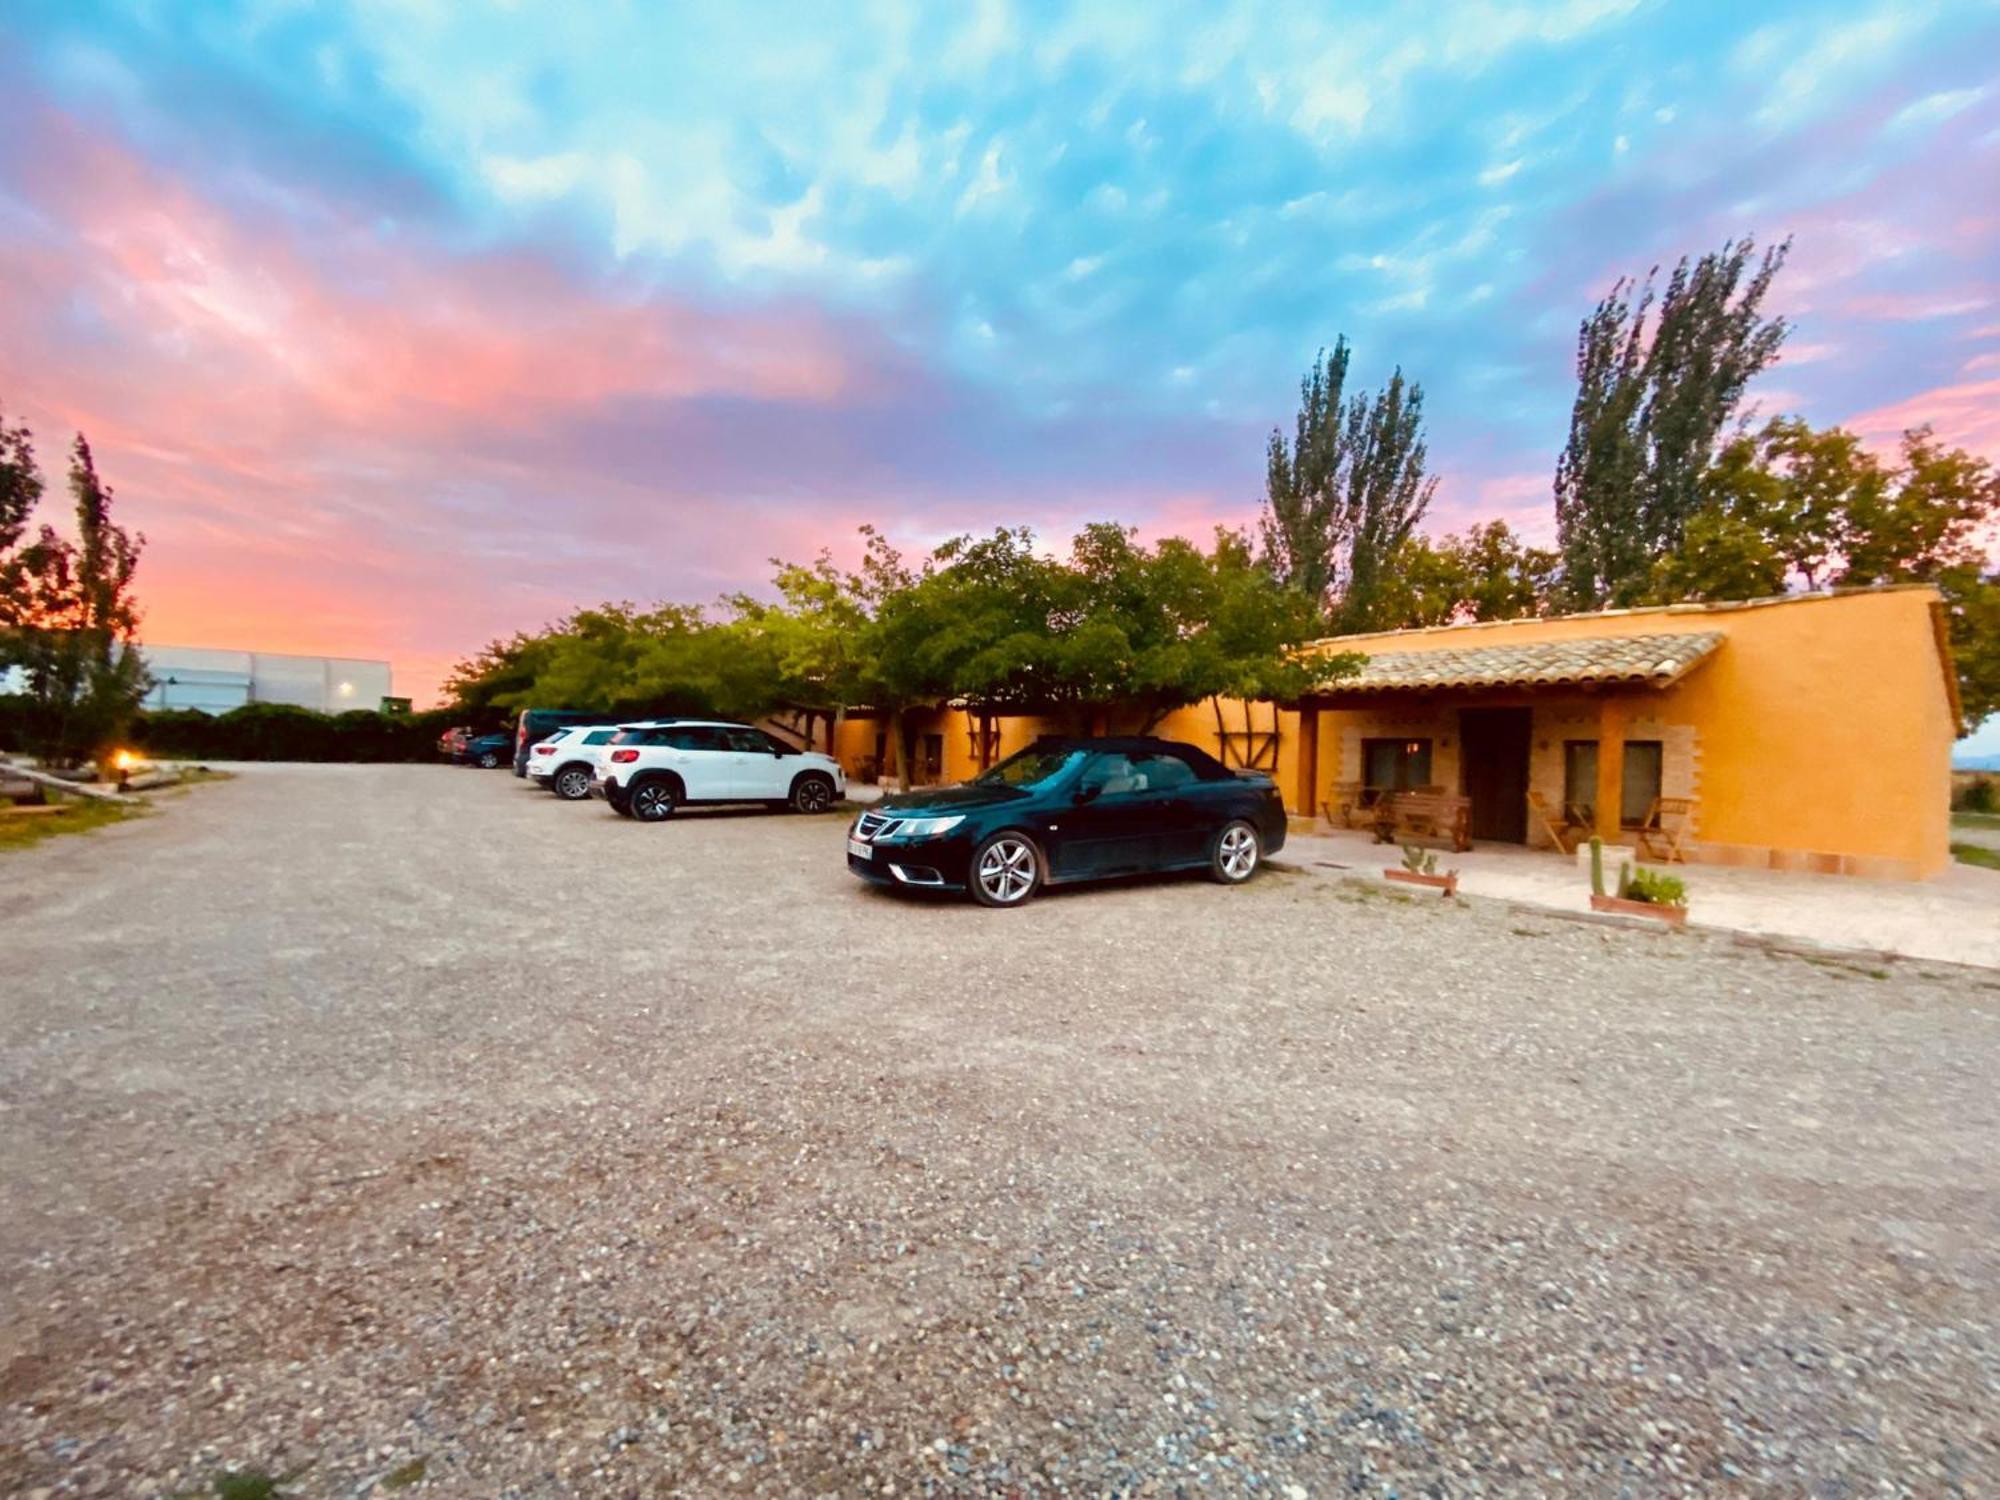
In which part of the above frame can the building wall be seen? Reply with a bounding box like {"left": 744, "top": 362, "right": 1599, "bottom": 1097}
{"left": 142, "top": 646, "right": 395, "bottom": 716}
{"left": 1298, "top": 588, "right": 1956, "bottom": 879}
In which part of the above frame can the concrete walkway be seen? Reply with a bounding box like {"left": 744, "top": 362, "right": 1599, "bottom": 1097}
{"left": 1283, "top": 826, "right": 2000, "bottom": 969}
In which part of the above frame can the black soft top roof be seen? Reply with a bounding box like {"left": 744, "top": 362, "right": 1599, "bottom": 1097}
{"left": 1022, "top": 734, "right": 1236, "bottom": 780}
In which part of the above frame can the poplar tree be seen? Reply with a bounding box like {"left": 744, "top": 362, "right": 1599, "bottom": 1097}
{"left": 1555, "top": 237, "right": 1791, "bottom": 608}
{"left": 0, "top": 402, "right": 44, "bottom": 639}
{"left": 6, "top": 432, "right": 149, "bottom": 764}
{"left": 1259, "top": 340, "right": 1351, "bottom": 609}
{"left": 1259, "top": 340, "right": 1439, "bottom": 631}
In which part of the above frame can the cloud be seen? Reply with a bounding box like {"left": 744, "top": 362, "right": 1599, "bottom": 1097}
{"left": 4, "top": 0, "right": 1999, "bottom": 707}
{"left": 1848, "top": 377, "right": 2000, "bottom": 461}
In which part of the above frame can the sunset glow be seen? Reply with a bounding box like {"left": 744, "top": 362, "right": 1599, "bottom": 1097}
{"left": 2, "top": 2, "right": 1996, "bottom": 707}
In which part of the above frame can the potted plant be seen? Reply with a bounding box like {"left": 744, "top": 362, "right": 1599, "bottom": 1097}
{"left": 1588, "top": 837, "right": 1689, "bottom": 927}
{"left": 1385, "top": 842, "right": 1458, "bottom": 896}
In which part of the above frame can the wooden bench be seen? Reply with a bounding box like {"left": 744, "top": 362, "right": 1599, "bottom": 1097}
{"left": 1372, "top": 789, "right": 1472, "bottom": 852}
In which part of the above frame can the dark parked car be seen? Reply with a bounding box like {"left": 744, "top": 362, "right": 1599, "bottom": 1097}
{"left": 846, "top": 736, "right": 1287, "bottom": 907}
{"left": 455, "top": 732, "right": 513, "bottom": 769}
{"left": 512, "top": 708, "right": 603, "bottom": 776}
{"left": 437, "top": 725, "right": 477, "bottom": 759}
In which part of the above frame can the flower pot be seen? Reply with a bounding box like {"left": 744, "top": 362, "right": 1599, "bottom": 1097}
{"left": 1590, "top": 893, "right": 1688, "bottom": 927}
{"left": 1385, "top": 867, "right": 1458, "bottom": 897}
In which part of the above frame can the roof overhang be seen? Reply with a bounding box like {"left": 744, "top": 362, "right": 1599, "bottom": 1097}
{"left": 1305, "top": 629, "right": 1725, "bottom": 700}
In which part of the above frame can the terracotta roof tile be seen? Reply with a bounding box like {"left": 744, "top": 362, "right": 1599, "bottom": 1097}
{"left": 1319, "top": 631, "right": 1724, "bottom": 694}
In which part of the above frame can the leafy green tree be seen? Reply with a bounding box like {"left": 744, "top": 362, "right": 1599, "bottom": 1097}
{"left": 1556, "top": 237, "right": 1791, "bottom": 607}
{"left": 1045, "top": 523, "right": 1324, "bottom": 732}
{"left": 1369, "top": 534, "right": 1468, "bottom": 629}
{"left": 1373, "top": 521, "right": 1558, "bottom": 630}
{"left": 734, "top": 526, "right": 916, "bottom": 755}
{"left": 442, "top": 630, "right": 561, "bottom": 720}
{"left": 1259, "top": 340, "right": 1438, "bottom": 630}
{"left": 1646, "top": 506, "right": 1789, "bottom": 604}
{"left": 857, "top": 527, "right": 1042, "bottom": 779}
{"left": 1442, "top": 520, "right": 1558, "bottom": 623}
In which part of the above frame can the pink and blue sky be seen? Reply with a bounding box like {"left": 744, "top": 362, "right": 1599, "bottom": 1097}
{"left": 1, "top": 1, "right": 1997, "bottom": 717}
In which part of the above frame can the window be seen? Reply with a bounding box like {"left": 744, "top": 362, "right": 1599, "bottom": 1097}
{"left": 582, "top": 730, "right": 615, "bottom": 746}
{"left": 1082, "top": 753, "right": 1141, "bottom": 794}
{"left": 976, "top": 745, "right": 1081, "bottom": 788}
{"left": 724, "top": 728, "right": 779, "bottom": 754}
{"left": 1362, "top": 737, "right": 1433, "bottom": 794}
{"left": 1080, "top": 752, "right": 1198, "bottom": 795}
{"left": 1563, "top": 739, "right": 1663, "bottom": 826}
{"left": 659, "top": 726, "right": 726, "bottom": 751}
{"left": 1140, "top": 754, "right": 1197, "bottom": 792}
{"left": 921, "top": 733, "right": 944, "bottom": 780}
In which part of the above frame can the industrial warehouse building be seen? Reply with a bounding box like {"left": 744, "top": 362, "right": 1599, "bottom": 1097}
{"left": 138, "top": 646, "right": 396, "bottom": 716}
{"left": 825, "top": 586, "right": 1959, "bottom": 881}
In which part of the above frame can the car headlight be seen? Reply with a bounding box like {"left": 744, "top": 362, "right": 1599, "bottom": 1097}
{"left": 896, "top": 815, "right": 964, "bottom": 837}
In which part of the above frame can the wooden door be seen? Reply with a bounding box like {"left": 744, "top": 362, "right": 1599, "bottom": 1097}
{"left": 1459, "top": 708, "right": 1531, "bottom": 843}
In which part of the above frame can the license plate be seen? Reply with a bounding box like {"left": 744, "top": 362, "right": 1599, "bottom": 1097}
{"left": 848, "top": 837, "right": 872, "bottom": 860}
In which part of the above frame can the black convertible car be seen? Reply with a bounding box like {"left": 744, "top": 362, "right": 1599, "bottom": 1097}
{"left": 846, "top": 736, "right": 1288, "bottom": 907}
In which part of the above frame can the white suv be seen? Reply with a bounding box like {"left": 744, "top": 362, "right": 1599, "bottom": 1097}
{"left": 591, "top": 720, "right": 846, "bottom": 821}
{"left": 527, "top": 724, "right": 621, "bottom": 800}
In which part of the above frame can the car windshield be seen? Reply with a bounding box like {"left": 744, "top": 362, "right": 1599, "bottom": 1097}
{"left": 974, "top": 746, "right": 1084, "bottom": 789}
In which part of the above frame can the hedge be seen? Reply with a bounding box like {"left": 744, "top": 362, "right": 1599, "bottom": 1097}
{"left": 0, "top": 695, "right": 496, "bottom": 762}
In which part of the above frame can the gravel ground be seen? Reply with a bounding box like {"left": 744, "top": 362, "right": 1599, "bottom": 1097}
{"left": 3, "top": 763, "right": 1997, "bottom": 1497}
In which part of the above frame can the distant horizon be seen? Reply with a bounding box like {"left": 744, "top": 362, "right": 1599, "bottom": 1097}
{"left": 3, "top": 2, "right": 1996, "bottom": 717}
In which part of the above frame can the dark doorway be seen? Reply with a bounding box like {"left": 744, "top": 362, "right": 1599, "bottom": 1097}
{"left": 1459, "top": 708, "right": 1532, "bottom": 843}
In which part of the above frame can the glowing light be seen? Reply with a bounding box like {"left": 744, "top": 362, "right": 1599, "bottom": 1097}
{"left": 337, "top": 681, "right": 354, "bottom": 696}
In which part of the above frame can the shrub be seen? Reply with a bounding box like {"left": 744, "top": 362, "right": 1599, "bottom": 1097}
{"left": 125, "top": 703, "right": 476, "bottom": 762}
{"left": 1956, "top": 776, "right": 1996, "bottom": 814}
{"left": 1620, "top": 865, "right": 1688, "bottom": 908}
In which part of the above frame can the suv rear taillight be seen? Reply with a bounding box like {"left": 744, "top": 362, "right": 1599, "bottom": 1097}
{"left": 610, "top": 749, "right": 640, "bottom": 763}
{"left": 533, "top": 744, "right": 555, "bottom": 755}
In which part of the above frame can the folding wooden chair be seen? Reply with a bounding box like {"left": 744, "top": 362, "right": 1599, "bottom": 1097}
{"left": 1635, "top": 797, "right": 1694, "bottom": 863}
{"left": 1528, "top": 790, "right": 1586, "bottom": 854}
{"left": 1328, "top": 781, "right": 1367, "bottom": 829}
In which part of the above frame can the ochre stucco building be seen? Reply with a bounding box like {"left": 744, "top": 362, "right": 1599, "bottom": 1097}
{"left": 822, "top": 586, "right": 1961, "bottom": 881}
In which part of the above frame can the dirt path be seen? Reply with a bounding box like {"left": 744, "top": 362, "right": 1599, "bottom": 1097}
{"left": 4, "top": 764, "right": 1997, "bottom": 1495}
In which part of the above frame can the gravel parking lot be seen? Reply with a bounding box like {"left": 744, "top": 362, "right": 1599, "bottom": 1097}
{"left": 3, "top": 763, "right": 1997, "bottom": 1496}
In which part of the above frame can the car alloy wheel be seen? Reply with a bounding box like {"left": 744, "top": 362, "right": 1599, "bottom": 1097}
{"left": 631, "top": 782, "right": 677, "bottom": 821}
{"left": 1216, "top": 821, "right": 1259, "bottom": 882}
{"left": 974, "top": 835, "right": 1038, "bottom": 906}
{"left": 792, "top": 776, "right": 833, "bottom": 813}
{"left": 478, "top": 752, "right": 500, "bottom": 768}
{"left": 554, "top": 768, "right": 590, "bottom": 800}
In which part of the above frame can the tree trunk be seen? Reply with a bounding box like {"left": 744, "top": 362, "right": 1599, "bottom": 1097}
{"left": 890, "top": 707, "right": 910, "bottom": 787}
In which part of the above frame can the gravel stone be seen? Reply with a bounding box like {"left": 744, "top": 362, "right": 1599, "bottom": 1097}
{"left": 1, "top": 763, "right": 1997, "bottom": 1495}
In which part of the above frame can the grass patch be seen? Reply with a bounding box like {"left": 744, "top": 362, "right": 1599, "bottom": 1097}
{"left": 1952, "top": 810, "right": 2000, "bottom": 829}
{"left": 0, "top": 794, "right": 139, "bottom": 851}
{"left": 1951, "top": 840, "right": 2000, "bottom": 871}
{"left": 169, "top": 1467, "right": 312, "bottom": 1500}
{"left": 0, "top": 764, "right": 230, "bottom": 851}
